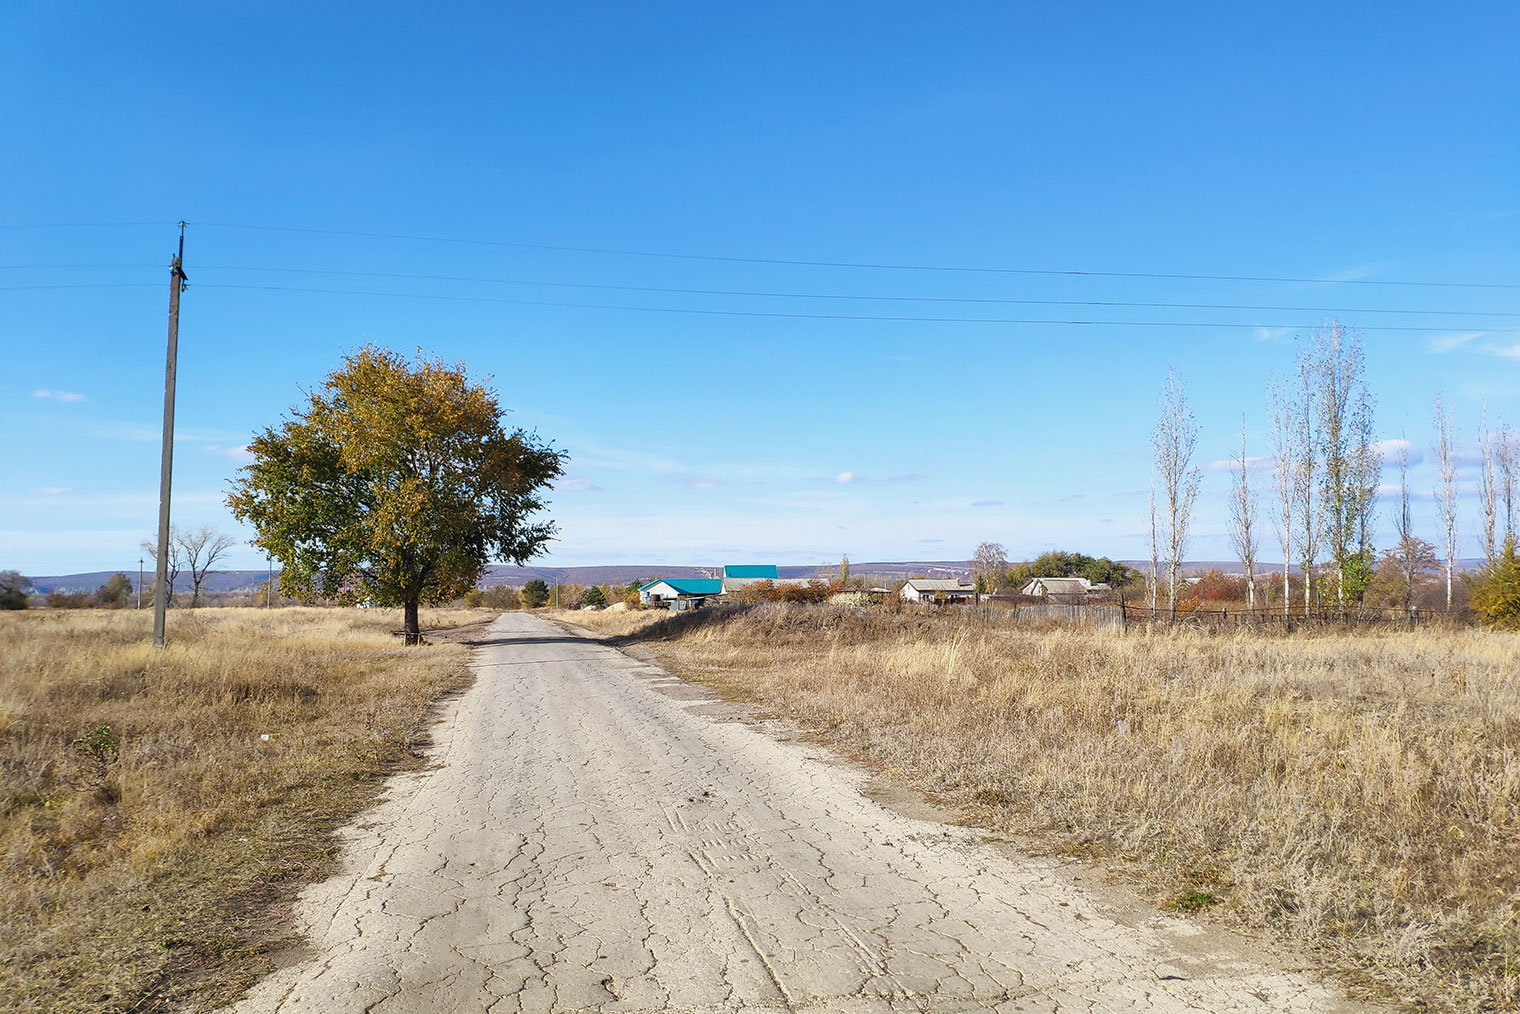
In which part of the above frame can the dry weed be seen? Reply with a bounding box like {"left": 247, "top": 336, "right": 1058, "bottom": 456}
{"left": 0, "top": 606, "right": 481, "bottom": 1012}
{"left": 565, "top": 603, "right": 1520, "bottom": 1010}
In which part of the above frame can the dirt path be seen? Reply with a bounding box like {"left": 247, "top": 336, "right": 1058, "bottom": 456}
{"left": 232, "top": 612, "right": 1376, "bottom": 1013}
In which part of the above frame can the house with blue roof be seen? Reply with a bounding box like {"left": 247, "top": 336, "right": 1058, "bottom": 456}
{"left": 638, "top": 565, "right": 782, "bottom": 609}
{"left": 638, "top": 578, "right": 723, "bottom": 609}
{"left": 721, "top": 564, "right": 778, "bottom": 593}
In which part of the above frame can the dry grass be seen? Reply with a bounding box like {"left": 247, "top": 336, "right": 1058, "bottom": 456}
{"left": 558, "top": 603, "right": 1520, "bottom": 1010}
{"left": 0, "top": 606, "right": 484, "bottom": 1013}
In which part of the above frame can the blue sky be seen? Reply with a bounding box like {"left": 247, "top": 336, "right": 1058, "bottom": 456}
{"left": 3, "top": 1, "right": 1517, "bottom": 575}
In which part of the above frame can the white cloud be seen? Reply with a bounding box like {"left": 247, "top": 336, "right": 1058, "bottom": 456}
{"left": 683, "top": 476, "right": 721, "bottom": 489}
{"left": 1207, "top": 455, "right": 1273, "bottom": 473}
{"left": 835, "top": 471, "right": 858, "bottom": 484}
{"left": 204, "top": 444, "right": 255, "bottom": 462}
{"left": 558, "top": 478, "right": 603, "bottom": 492}
{"left": 1485, "top": 343, "right": 1520, "bottom": 360}
{"left": 1373, "top": 438, "right": 1424, "bottom": 466}
{"left": 1428, "top": 332, "right": 1483, "bottom": 353}
{"left": 32, "top": 389, "right": 87, "bottom": 402}
{"left": 33, "top": 487, "right": 71, "bottom": 495}
{"left": 1252, "top": 327, "right": 1292, "bottom": 344}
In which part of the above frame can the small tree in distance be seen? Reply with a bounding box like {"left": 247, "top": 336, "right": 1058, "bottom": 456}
{"left": 175, "top": 525, "right": 236, "bottom": 608}
{"left": 521, "top": 579, "right": 550, "bottom": 608}
{"left": 1152, "top": 367, "right": 1200, "bottom": 616}
{"left": 1471, "top": 538, "right": 1520, "bottom": 631}
{"left": 971, "top": 542, "right": 1007, "bottom": 595}
{"left": 0, "top": 571, "right": 29, "bottom": 610}
{"left": 228, "top": 346, "right": 565, "bottom": 641}
{"left": 582, "top": 584, "right": 607, "bottom": 608}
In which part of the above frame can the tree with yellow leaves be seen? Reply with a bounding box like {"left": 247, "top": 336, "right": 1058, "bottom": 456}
{"left": 227, "top": 346, "right": 565, "bottom": 642}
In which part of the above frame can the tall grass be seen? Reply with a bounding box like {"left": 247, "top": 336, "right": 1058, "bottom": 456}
{"left": 561, "top": 603, "right": 1520, "bottom": 1009}
{"left": 0, "top": 607, "right": 478, "bottom": 1013}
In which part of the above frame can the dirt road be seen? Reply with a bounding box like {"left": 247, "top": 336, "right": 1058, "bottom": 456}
{"left": 233, "top": 612, "right": 1370, "bottom": 1013}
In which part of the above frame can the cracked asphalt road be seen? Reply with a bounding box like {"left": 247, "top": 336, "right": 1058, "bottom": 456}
{"left": 233, "top": 612, "right": 1373, "bottom": 1013}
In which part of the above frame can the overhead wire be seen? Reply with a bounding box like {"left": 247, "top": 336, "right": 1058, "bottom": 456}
{"left": 189, "top": 220, "right": 1520, "bottom": 291}
{"left": 181, "top": 264, "right": 1520, "bottom": 320}
{"left": 193, "top": 282, "right": 1520, "bottom": 333}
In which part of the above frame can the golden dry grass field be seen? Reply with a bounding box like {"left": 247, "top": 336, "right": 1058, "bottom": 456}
{"left": 0, "top": 606, "right": 484, "bottom": 1013}
{"left": 555, "top": 603, "right": 1520, "bottom": 1011}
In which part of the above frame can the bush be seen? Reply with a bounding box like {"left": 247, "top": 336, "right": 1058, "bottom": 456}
{"left": 1470, "top": 539, "right": 1520, "bottom": 631}
{"left": 0, "top": 571, "right": 28, "bottom": 610}
{"left": 465, "top": 585, "right": 521, "bottom": 609}
{"left": 94, "top": 573, "right": 133, "bottom": 609}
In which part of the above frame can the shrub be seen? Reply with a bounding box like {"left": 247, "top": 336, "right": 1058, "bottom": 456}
{"left": 0, "top": 571, "right": 28, "bottom": 610}
{"left": 1470, "top": 539, "right": 1520, "bottom": 631}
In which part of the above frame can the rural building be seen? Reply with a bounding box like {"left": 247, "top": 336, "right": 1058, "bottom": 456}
{"left": 721, "top": 564, "right": 779, "bottom": 593}
{"left": 899, "top": 579, "right": 976, "bottom": 605}
{"left": 1018, "top": 576, "right": 1111, "bottom": 603}
{"left": 638, "top": 578, "right": 722, "bottom": 608}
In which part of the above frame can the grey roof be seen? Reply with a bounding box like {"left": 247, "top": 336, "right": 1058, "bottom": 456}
{"left": 904, "top": 579, "right": 974, "bottom": 591}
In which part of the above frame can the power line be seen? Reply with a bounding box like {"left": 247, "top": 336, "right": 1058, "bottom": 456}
{"left": 0, "top": 283, "right": 158, "bottom": 291}
{"left": 195, "top": 282, "right": 1520, "bottom": 333}
{"left": 186, "top": 264, "right": 1520, "bottom": 319}
{"left": 191, "top": 220, "right": 1520, "bottom": 291}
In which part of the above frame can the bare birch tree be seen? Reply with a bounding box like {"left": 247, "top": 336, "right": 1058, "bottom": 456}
{"left": 1268, "top": 377, "right": 1299, "bottom": 615}
{"left": 1433, "top": 394, "right": 1458, "bottom": 610}
{"left": 1227, "top": 415, "right": 1259, "bottom": 610}
{"left": 1152, "top": 368, "right": 1200, "bottom": 617}
{"left": 1480, "top": 411, "right": 1499, "bottom": 562}
{"left": 971, "top": 541, "right": 1007, "bottom": 594}
{"left": 1498, "top": 423, "right": 1518, "bottom": 546}
{"left": 1292, "top": 353, "right": 1319, "bottom": 613}
{"left": 1147, "top": 477, "right": 1159, "bottom": 613}
{"left": 1393, "top": 437, "right": 1417, "bottom": 614}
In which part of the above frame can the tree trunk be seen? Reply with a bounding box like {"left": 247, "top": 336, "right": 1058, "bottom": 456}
{"left": 404, "top": 598, "right": 421, "bottom": 645}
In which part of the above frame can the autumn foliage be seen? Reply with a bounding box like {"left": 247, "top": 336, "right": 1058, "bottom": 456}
{"left": 227, "top": 346, "right": 565, "bottom": 638}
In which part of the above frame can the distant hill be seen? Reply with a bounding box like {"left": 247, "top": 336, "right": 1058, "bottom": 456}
{"left": 27, "top": 558, "right": 1490, "bottom": 595}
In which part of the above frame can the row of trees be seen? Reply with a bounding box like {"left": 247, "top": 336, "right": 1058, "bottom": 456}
{"left": 1155, "top": 319, "right": 1520, "bottom": 623}
{"left": 969, "top": 543, "right": 1140, "bottom": 595}
{"left": 1150, "top": 322, "right": 1381, "bottom": 616}
{"left": 1, "top": 525, "right": 238, "bottom": 612}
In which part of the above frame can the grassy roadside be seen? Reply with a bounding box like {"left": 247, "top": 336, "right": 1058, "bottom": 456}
{"left": 552, "top": 603, "right": 1520, "bottom": 1011}
{"left": 0, "top": 606, "right": 488, "bottom": 1013}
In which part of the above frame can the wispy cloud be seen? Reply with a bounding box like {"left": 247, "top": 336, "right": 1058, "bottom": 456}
{"left": 1484, "top": 342, "right": 1520, "bottom": 360}
{"left": 1428, "top": 332, "right": 1483, "bottom": 353}
{"left": 1207, "top": 455, "right": 1274, "bottom": 473}
{"left": 970, "top": 499, "right": 1003, "bottom": 508}
{"left": 835, "top": 470, "right": 859, "bottom": 484}
{"left": 204, "top": 444, "right": 254, "bottom": 462}
{"left": 682, "top": 476, "right": 722, "bottom": 489}
{"left": 1252, "top": 327, "right": 1293, "bottom": 344}
{"left": 1373, "top": 438, "right": 1424, "bottom": 466}
{"left": 557, "top": 478, "right": 603, "bottom": 492}
{"left": 885, "top": 471, "right": 927, "bottom": 482}
{"left": 33, "top": 487, "right": 71, "bottom": 495}
{"left": 32, "top": 389, "right": 87, "bottom": 402}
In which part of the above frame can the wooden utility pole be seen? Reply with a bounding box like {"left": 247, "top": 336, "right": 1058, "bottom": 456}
{"left": 152, "top": 223, "right": 187, "bottom": 648}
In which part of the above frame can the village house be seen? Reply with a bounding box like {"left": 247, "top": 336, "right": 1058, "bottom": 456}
{"left": 899, "top": 578, "right": 976, "bottom": 605}
{"left": 1018, "top": 576, "right": 1111, "bottom": 603}
{"left": 637, "top": 578, "right": 722, "bottom": 609}
{"left": 720, "top": 564, "right": 779, "bottom": 593}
